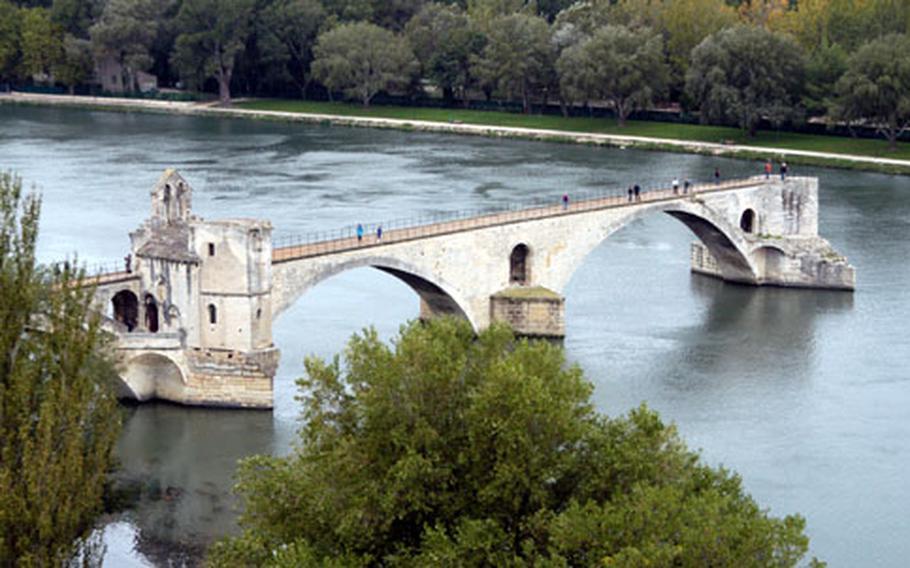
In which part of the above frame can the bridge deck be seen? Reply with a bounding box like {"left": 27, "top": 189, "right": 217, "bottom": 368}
{"left": 271, "top": 177, "right": 761, "bottom": 264}
{"left": 82, "top": 177, "right": 761, "bottom": 284}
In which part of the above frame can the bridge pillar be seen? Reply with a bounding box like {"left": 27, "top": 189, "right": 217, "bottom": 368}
{"left": 105, "top": 169, "right": 279, "bottom": 409}
{"left": 489, "top": 287, "right": 565, "bottom": 338}
{"left": 688, "top": 178, "right": 855, "bottom": 290}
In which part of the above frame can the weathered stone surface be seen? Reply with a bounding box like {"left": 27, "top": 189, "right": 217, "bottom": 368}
{"left": 490, "top": 287, "right": 565, "bottom": 338}
{"left": 93, "top": 172, "right": 852, "bottom": 409}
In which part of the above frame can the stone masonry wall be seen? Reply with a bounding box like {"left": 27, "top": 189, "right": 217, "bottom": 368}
{"left": 490, "top": 293, "right": 565, "bottom": 338}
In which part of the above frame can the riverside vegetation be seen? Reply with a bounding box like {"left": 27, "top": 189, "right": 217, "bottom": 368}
{"left": 209, "top": 318, "right": 822, "bottom": 567}
{"left": 1, "top": 0, "right": 909, "bottom": 149}
{"left": 0, "top": 172, "right": 122, "bottom": 565}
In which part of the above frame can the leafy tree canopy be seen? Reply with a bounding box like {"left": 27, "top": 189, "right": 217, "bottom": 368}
{"left": 19, "top": 6, "right": 62, "bottom": 78}
{"left": 472, "top": 12, "right": 553, "bottom": 112}
{"left": 89, "top": 0, "right": 163, "bottom": 93}
{"left": 686, "top": 24, "right": 806, "bottom": 135}
{"left": 259, "top": 0, "right": 327, "bottom": 98}
{"left": 209, "top": 317, "right": 816, "bottom": 567}
{"left": 312, "top": 21, "right": 417, "bottom": 106}
{"left": 832, "top": 33, "right": 910, "bottom": 148}
{"left": 405, "top": 2, "right": 484, "bottom": 104}
{"left": 0, "top": 1, "right": 22, "bottom": 81}
{"left": 172, "top": 0, "right": 255, "bottom": 104}
{"left": 0, "top": 171, "right": 122, "bottom": 565}
{"left": 558, "top": 24, "right": 667, "bottom": 126}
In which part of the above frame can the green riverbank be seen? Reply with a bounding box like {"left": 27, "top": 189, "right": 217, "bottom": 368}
{"left": 238, "top": 99, "right": 910, "bottom": 174}
{"left": 4, "top": 93, "right": 910, "bottom": 175}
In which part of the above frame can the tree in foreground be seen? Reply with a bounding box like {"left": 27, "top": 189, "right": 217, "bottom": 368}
{"left": 0, "top": 172, "right": 122, "bottom": 565}
{"left": 312, "top": 22, "right": 417, "bottom": 106}
{"left": 686, "top": 25, "right": 806, "bottom": 136}
{"left": 209, "top": 317, "right": 815, "bottom": 566}
{"left": 832, "top": 33, "right": 910, "bottom": 150}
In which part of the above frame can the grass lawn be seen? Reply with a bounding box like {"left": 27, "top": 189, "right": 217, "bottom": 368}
{"left": 238, "top": 99, "right": 910, "bottom": 162}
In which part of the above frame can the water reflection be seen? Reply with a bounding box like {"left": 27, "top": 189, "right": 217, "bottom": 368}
{"left": 114, "top": 404, "right": 275, "bottom": 563}
{"left": 685, "top": 276, "right": 854, "bottom": 378}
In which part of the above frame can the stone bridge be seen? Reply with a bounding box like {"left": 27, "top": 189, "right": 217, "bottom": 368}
{"left": 88, "top": 170, "right": 854, "bottom": 408}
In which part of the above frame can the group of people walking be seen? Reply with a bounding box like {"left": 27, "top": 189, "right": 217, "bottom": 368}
{"left": 351, "top": 161, "right": 790, "bottom": 247}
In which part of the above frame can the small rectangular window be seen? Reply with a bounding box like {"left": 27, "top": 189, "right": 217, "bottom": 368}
{"left": 208, "top": 243, "right": 215, "bottom": 256}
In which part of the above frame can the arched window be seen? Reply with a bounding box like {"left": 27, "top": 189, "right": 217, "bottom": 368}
{"left": 510, "top": 244, "right": 530, "bottom": 285}
{"left": 112, "top": 290, "right": 139, "bottom": 332}
{"left": 208, "top": 304, "right": 217, "bottom": 324}
{"left": 740, "top": 209, "right": 756, "bottom": 233}
{"left": 144, "top": 295, "right": 159, "bottom": 333}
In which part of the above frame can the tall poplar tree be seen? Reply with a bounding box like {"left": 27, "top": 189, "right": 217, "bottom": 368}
{"left": 0, "top": 172, "right": 122, "bottom": 565}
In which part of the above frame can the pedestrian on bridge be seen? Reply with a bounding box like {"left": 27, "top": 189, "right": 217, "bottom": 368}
{"left": 627, "top": 186, "right": 633, "bottom": 202}
{"left": 562, "top": 193, "right": 569, "bottom": 210}
{"left": 356, "top": 223, "right": 364, "bottom": 242}
{"left": 714, "top": 167, "right": 721, "bottom": 184}
{"left": 780, "top": 161, "right": 788, "bottom": 180}
{"left": 684, "top": 179, "right": 691, "bottom": 194}
{"left": 377, "top": 225, "right": 383, "bottom": 242}
{"left": 633, "top": 184, "right": 641, "bottom": 201}
{"left": 764, "top": 159, "right": 773, "bottom": 179}
{"left": 672, "top": 178, "right": 680, "bottom": 194}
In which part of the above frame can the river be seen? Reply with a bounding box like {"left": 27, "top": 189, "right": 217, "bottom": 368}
{"left": 1, "top": 105, "right": 908, "bottom": 567}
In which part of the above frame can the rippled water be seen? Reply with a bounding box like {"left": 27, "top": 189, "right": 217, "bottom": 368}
{"left": 2, "top": 105, "right": 908, "bottom": 567}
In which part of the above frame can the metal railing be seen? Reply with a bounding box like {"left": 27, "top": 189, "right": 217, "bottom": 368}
{"left": 69, "top": 175, "right": 764, "bottom": 277}
{"left": 271, "top": 176, "right": 763, "bottom": 262}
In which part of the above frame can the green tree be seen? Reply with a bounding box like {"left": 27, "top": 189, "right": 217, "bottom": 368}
{"left": 658, "top": 0, "right": 737, "bottom": 92}
{"left": 50, "top": 0, "right": 103, "bottom": 38}
{"left": 405, "top": 2, "right": 484, "bottom": 104}
{"left": 557, "top": 24, "right": 667, "bottom": 126}
{"left": 0, "top": 1, "right": 22, "bottom": 82}
{"left": 832, "top": 33, "right": 910, "bottom": 149}
{"left": 472, "top": 12, "right": 553, "bottom": 112}
{"left": 311, "top": 21, "right": 417, "bottom": 106}
{"left": 172, "top": 0, "right": 254, "bottom": 104}
{"left": 371, "top": 0, "right": 428, "bottom": 31}
{"left": 802, "top": 40, "right": 847, "bottom": 117}
{"left": 209, "top": 317, "right": 815, "bottom": 566}
{"left": 89, "top": 0, "right": 162, "bottom": 93}
{"left": 0, "top": 172, "right": 122, "bottom": 565}
{"left": 260, "top": 0, "right": 326, "bottom": 99}
{"left": 686, "top": 25, "right": 806, "bottom": 135}
{"left": 53, "top": 33, "right": 92, "bottom": 93}
{"left": 19, "top": 7, "right": 63, "bottom": 80}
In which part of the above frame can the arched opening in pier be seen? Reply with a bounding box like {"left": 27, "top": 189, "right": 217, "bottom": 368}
{"left": 740, "top": 209, "right": 756, "bottom": 233}
{"left": 144, "top": 295, "right": 159, "bottom": 333}
{"left": 510, "top": 244, "right": 530, "bottom": 285}
{"left": 112, "top": 290, "right": 139, "bottom": 332}
{"left": 119, "top": 353, "right": 185, "bottom": 401}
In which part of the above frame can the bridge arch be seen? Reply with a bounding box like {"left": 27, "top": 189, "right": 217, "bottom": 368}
{"left": 272, "top": 255, "right": 477, "bottom": 330}
{"left": 553, "top": 199, "right": 759, "bottom": 293}
{"left": 119, "top": 352, "right": 186, "bottom": 402}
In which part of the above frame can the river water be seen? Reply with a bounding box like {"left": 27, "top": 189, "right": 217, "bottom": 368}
{"left": 1, "top": 105, "right": 908, "bottom": 567}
